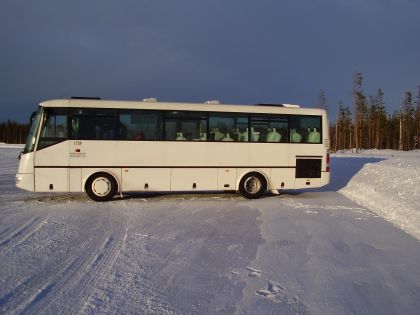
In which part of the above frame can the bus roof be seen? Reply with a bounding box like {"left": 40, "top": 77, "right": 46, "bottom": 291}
{"left": 39, "top": 99, "right": 326, "bottom": 116}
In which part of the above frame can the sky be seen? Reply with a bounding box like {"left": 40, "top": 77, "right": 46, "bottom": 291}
{"left": 0, "top": 0, "right": 419, "bottom": 122}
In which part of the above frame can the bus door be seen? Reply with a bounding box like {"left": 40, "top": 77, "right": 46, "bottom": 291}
{"left": 33, "top": 108, "right": 70, "bottom": 192}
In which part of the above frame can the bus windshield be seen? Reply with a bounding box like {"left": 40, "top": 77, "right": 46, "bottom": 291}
{"left": 23, "top": 108, "right": 43, "bottom": 154}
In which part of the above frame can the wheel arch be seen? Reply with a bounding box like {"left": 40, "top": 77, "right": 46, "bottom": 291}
{"left": 236, "top": 169, "right": 270, "bottom": 191}
{"left": 82, "top": 169, "right": 121, "bottom": 193}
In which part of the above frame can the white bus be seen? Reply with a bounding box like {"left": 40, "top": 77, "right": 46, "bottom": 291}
{"left": 16, "top": 98, "right": 330, "bottom": 201}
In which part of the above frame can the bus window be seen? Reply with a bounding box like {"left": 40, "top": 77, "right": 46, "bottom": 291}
{"left": 37, "top": 109, "right": 68, "bottom": 150}
{"left": 164, "top": 111, "right": 207, "bottom": 141}
{"left": 289, "top": 115, "right": 322, "bottom": 143}
{"left": 209, "top": 113, "right": 248, "bottom": 142}
{"left": 251, "top": 115, "right": 288, "bottom": 142}
{"left": 119, "top": 111, "right": 162, "bottom": 140}
{"left": 71, "top": 108, "right": 118, "bottom": 140}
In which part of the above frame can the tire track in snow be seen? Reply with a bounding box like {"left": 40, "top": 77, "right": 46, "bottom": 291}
{"left": 0, "top": 204, "right": 55, "bottom": 254}
{"left": 26, "top": 202, "right": 127, "bottom": 315}
{"left": 0, "top": 205, "right": 107, "bottom": 314}
{"left": 0, "top": 216, "right": 47, "bottom": 253}
{"left": 67, "top": 201, "right": 128, "bottom": 314}
{"left": 0, "top": 202, "right": 48, "bottom": 242}
{"left": 0, "top": 216, "right": 38, "bottom": 243}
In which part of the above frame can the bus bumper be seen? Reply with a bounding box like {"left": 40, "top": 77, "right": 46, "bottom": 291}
{"left": 16, "top": 173, "right": 34, "bottom": 191}
{"left": 321, "top": 171, "right": 330, "bottom": 186}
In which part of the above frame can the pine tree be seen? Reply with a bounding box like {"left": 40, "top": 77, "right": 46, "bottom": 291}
{"left": 415, "top": 86, "right": 420, "bottom": 149}
{"left": 388, "top": 112, "right": 400, "bottom": 150}
{"left": 375, "top": 89, "right": 387, "bottom": 149}
{"left": 400, "top": 92, "right": 415, "bottom": 150}
{"left": 335, "top": 102, "right": 353, "bottom": 151}
{"left": 367, "top": 89, "right": 387, "bottom": 149}
{"left": 317, "top": 90, "right": 327, "bottom": 111}
{"left": 353, "top": 72, "right": 367, "bottom": 150}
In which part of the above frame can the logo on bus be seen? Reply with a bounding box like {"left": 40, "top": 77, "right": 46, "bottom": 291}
{"left": 70, "top": 152, "right": 86, "bottom": 158}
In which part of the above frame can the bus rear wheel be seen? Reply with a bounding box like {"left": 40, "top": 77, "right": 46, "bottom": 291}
{"left": 239, "top": 172, "right": 267, "bottom": 199}
{"left": 85, "top": 172, "right": 117, "bottom": 202}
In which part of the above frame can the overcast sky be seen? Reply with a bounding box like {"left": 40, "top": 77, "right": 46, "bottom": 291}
{"left": 1, "top": 0, "right": 419, "bottom": 122}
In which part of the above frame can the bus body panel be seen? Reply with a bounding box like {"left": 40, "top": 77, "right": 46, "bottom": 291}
{"left": 16, "top": 152, "right": 35, "bottom": 191}
{"left": 35, "top": 168, "right": 68, "bottom": 192}
{"left": 171, "top": 168, "right": 218, "bottom": 191}
{"left": 15, "top": 173, "right": 34, "bottom": 191}
{"left": 217, "top": 168, "right": 236, "bottom": 190}
{"left": 32, "top": 141, "right": 69, "bottom": 192}
{"left": 69, "top": 141, "right": 296, "bottom": 168}
{"left": 69, "top": 168, "right": 82, "bottom": 192}
{"left": 294, "top": 177, "right": 321, "bottom": 189}
{"left": 269, "top": 168, "right": 296, "bottom": 189}
{"left": 18, "top": 151, "right": 34, "bottom": 173}
{"left": 122, "top": 168, "right": 171, "bottom": 192}
{"left": 67, "top": 140, "right": 304, "bottom": 192}
{"left": 35, "top": 141, "right": 69, "bottom": 167}
{"left": 321, "top": 172, "right": 330, "bottom": 186}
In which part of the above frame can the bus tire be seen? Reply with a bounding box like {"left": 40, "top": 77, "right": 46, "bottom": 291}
{"left": 85, "top": 172, "right": 117, "bottom": 202}
{"left": 238, "top": 172, "right": 267, "bottom": 199}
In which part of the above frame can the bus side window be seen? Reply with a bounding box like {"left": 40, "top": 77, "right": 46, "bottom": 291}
{"left": 164, "top": 111, "right": 207, "bottom": 141}
{"left": 71, "top": 108, "right": 118, "bottom": 140}
{"left": 209, "top": 113, "right": 247, "bottom": 142}
{"left": 37, "top": 109, "right": 68, "bottom": 150}
{"left": 119, "top": 111, "right": 162, "bottom": 141}
{"left": 289, "top": 116, "right": 322, "bottom": 144}
{"left": 250, "top": 114, "right": 288, "bottom": 142}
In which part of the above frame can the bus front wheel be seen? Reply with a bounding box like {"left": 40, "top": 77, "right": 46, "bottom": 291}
{"left": 85, "top": 172, "right": 117, "bottom": 202}
{"left": 239, "top": 172, "right": 267, "bottom": 199}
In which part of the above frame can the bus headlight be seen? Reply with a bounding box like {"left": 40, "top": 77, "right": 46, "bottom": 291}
{"left": 15, "top": 174, "right": 34, "bottom": 191}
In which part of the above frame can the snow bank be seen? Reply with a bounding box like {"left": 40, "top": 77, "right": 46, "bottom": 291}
{"left": 335, "top": 148, "right": 420, "bottom": 159}
{"left": 338, "top": 151, "right": 420, "bottom": 241}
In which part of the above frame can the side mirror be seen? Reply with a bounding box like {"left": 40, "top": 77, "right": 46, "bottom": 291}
{"left": 18, "top": 151, "right": 23, "bottom": 160}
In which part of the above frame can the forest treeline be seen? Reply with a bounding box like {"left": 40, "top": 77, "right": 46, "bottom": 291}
{"left": 0, "top": 121, "right": 30, "bottom": 144}
{"left": 328, "top": 73, "right": 420, "bottom": 152}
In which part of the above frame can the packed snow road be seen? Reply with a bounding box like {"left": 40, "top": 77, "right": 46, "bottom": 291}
{"left": 1, "top": 147, "right": 420, "bottom": 314}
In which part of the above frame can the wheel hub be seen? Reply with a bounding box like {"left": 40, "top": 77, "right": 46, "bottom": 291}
{"left": 244, "top": 176, "right": 262, "bottom": 194}
{"left": 92, "top": 177, "right": 111, "bottom": 196}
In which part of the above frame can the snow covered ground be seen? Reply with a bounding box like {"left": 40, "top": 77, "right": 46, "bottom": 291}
{"left": 0, "top": 146, "right": 419, "bottom": 314}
